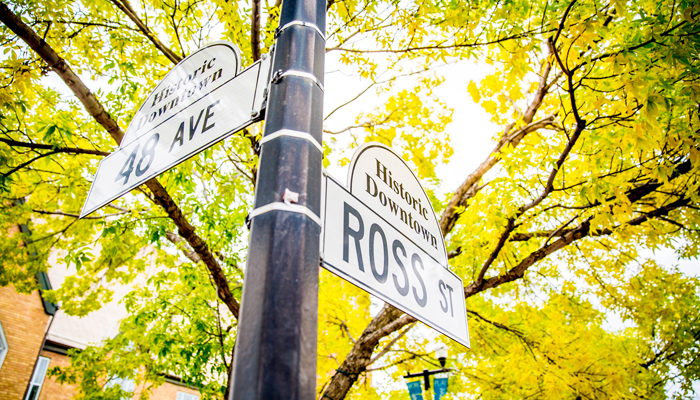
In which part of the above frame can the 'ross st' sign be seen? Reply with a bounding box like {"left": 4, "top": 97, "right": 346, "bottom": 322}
{"left": 321, "top": 143, "right": 469, "bottom": 348}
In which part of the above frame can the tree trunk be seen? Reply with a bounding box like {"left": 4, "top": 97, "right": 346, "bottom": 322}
{"left": 321, "top": 305, "right": 414, "bottom": 399}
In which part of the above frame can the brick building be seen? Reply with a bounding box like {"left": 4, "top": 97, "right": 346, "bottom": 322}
{"left": 0, "top": 273, "right": 204, "bottom": 400}
{"left": 0, "top": 284, "right": 52, "bottom": 399}
{"left": 0, "top": 225, "right": 204, "bottom": 400}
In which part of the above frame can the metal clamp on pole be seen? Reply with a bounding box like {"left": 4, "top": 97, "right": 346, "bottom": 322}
{"left": 248, "top": 202, "right": 322, "bottom": 227}
{"left": 258, "top": 129, "right": 323, "bottom": 153}
{"left": 271, "top": 69, "right": 324, "bottom": 92}
{"left": 275, "top": 20, "right": 326, "bottom": 39}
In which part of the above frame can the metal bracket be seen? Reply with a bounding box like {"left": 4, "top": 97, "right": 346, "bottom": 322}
{"left": 248, "top": 202, "right": 321, "bottom": 226}
{"left": 259, "top": 129, "right": 323, "bottom": 153}
{"left": 250, "top": 50, "right": 274, "bottom": 121}
{"left": 275, "top": 20, "right": 326, "bottom": 40}
{"left": 260, "top": 87, "right": 269, "bottom": 112}
{"left": 270, "top": 69, "right": 283, "bottom": 84}
{"left": 271, "top": 69, "right": 324, "bottom": 92}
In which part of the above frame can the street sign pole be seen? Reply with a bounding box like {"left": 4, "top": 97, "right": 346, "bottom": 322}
{"left": 229, "top": 0, "right": 325, "bottom": 397}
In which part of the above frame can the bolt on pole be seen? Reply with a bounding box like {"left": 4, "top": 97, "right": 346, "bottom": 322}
{"left": 228, "top": 0, "right": 326, "bottom": 397}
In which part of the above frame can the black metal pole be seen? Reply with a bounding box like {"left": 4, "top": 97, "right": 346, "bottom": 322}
{"left": 228, "top": 0, "right": 325, "bottom": 397}
{"left": 404, "top": 368, "right": 451, "bottom": 391}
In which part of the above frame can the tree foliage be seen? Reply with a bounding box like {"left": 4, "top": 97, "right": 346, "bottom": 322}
{"left": 0, "top": 0, "right": 698, "bottom": 398}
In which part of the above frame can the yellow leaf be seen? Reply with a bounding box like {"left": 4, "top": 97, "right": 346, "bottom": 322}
{"left": 467, "top": 81, "right": 481, "bottom": 103}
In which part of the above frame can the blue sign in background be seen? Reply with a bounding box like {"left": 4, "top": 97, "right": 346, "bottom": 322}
{"left": 407, "top": 381, "right": 424, "bottom": 400}
{"left": 433, "top": 377, "right": 448, "bottom": 400}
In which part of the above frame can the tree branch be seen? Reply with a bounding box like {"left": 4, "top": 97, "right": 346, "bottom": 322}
{"left": 0, "top": 1, "right": 239, "bottom": 318}
{"left": 0, "top": 3, "right": 123, "bottom": 143}
{"left": 464, "top": 196, "right": 692, "bottom": 298}
{"left": 0, "top": 137, "right": 110, "bottom": 156}
{"left": 109, "top": 0, "right": 182, "bottom": 64}
{"left": 2, "top": 150, "right": 59, "bottom": 176}
{"left": 143, "top": 180, "right": 240, "bottom": 318}
{"left": 324, "top": 68, "right": 432, "bottom": 121}
{"left": 439, "top": 56, "right": 561, "bottom": 235}
{"left": 33, "top": 18, "right": 136, "bottom": 32}
{"left": 32, "top": 208, "right": 128, "bottom": 220}
{"left": 475, "top": 38, "right": 587, "bottom": 284}
{"left": 250, "top": 0, "right": 261, "bottom": 61}
{"left": 367, "top": 322, "right": 415, "bottom": 366}
{"left": 439, "top": 114, "right": 558, "bottom": 234}
{"left": 321, "top": 305, "right": 414, "bottom": 399}
{"left": 165, "top": 231, "right": 201, "bottom": 263}
{"left": 326, "top": 29, "right": 556, "bottom": 54}
{"left": 467, "top": 310, "right": 526, "bottom": 338}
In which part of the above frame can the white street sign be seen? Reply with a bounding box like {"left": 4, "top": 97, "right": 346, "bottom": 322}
{"left": 80, "top": 43, "right": 271, "bottom": 218}
{"left": 321, "top": 175, "right": 470, "bottom": 348}
{"left": 120, "top": 41, "right": 242, "bottom": 148}
{"left": 347, "top": 143, "right": 448, "bottom": 267}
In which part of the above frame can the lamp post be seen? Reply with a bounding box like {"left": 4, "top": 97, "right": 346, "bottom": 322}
{"left": 435, "top": 346, "right": 448, "bottom": 368}
{"left": 403, "top": 346, "right": 451, "bottom": 391}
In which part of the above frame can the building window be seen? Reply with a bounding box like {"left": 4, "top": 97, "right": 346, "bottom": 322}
{"left": 24, "top": 356, "right": 50, "bottom": 400}
{"left": 0, "top": 319, "right": 8, "bottom": 370}
{"left": 177, "top": 392, "right": 200, "bottom": 400}
{"left": 105, "top": 376, "right": 136, "bottom": 399}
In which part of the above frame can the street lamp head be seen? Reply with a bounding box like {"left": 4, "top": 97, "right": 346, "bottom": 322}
{"left": 435, "top": 346, "right": 448, "bottom": 368}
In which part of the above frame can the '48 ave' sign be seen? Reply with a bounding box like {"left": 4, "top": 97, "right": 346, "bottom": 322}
{"left": 321, "top": 143, "right": 470, "bottom": 348}
{"left": 80, "top": 42, "right": 271, "bottom": 217}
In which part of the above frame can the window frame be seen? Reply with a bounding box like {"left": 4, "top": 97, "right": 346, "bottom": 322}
{"left": 105, "top": 375, "right": 136, "bottom": 399}
{"left": 24, "top": 356, "right": 50, "bottom": 400}
{"left": 0, "top": 318, "right": 8, "bottom": 370}
{"left": 176, "top": 392, "right": 200, "bottom": 400}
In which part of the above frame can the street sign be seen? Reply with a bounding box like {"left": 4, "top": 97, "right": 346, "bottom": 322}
{"left": 347, "top": 143, "right": 448, "bottom": 267}
{"left": 119, "top": 41, "right": 242, "bottom": 148}
{"left": 321, "top": 144, "right": 470, "bottom": 347}
{"left": 80, "top": 42, "right": 271, "bottom": 218}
